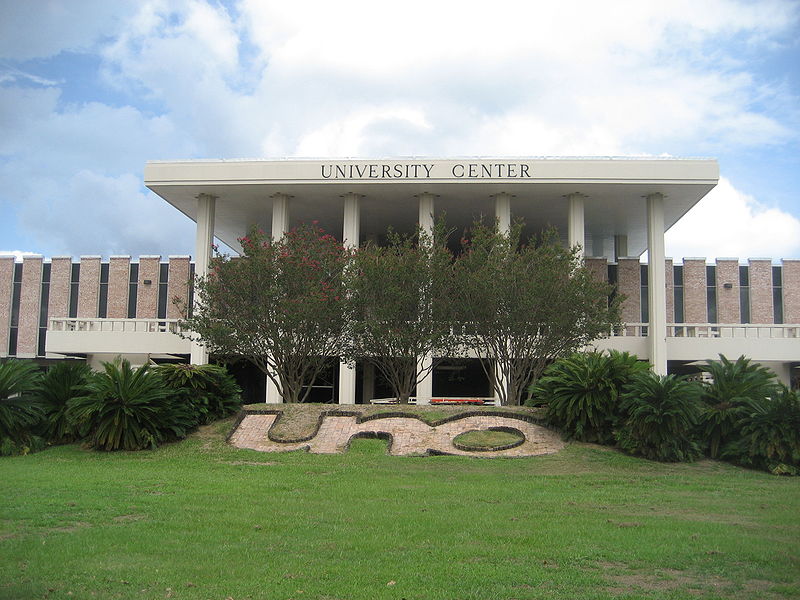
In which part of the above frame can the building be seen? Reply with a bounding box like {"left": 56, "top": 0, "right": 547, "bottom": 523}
{"left": 2, "top": 157, "right": 799, "bottom": 402}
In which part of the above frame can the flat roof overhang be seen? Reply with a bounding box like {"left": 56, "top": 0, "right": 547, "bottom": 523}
{"left": 144, "top": 157, "right": 719, "bottom": 256}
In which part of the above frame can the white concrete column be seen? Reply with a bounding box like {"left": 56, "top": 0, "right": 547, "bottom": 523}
{"left": 567, "top": 193, "right": 586, "bottom": 257}
{"left": 266, "top": 193, "right": 292, "bottom": 403}
{"left": 190, "top": 193, "right": 216, "bottom": 365}
{"left": 493, "top": 193, "right": 512, "bottom": 234}
{"left": 418, "top": 192, "right": 435, "bottom": 237}
{"left": 271, "top": 193, "right": 291, "bottom": 241}
{"left": 339, "top": 193, "right": 361, "bottom": 404}
{"left": 415, "top": 192, "right": 436, "bottom": 405}
{"left": 647, "top": 193, "right": 668, "bottom": 375}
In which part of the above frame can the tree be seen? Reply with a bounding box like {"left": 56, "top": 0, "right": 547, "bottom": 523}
{"left": 451, "top": 221, "right": 620, "bottom": 406}
{"left": 343, "top": 227, "right": 455, "bottom": 404}
{"left": 180, "top": 224, "right": 349, "bottom": 403}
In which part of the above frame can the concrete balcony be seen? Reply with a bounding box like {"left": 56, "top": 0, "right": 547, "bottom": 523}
{"left": 594, "top": 322, "right": 800, "bottom": 363}
{"left": 46, "top": 318, "right": 191, "bottom": 357}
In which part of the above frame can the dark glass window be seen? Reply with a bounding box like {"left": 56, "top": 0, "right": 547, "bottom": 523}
{"left": 8, "top": 263, "right": 23, "bottom": 356}
{"left": 127, "top": 263, "right": 139, "bottom": 318}
{"left": 739, "top": 266, "right": 750, "bottom": 324}
{"left": 98, "top": 263, "right": 109, "bottom": 319}
{"left": 706, "top": 266, "right": 717, "bottom": 323}
{"left": 157, "top": 263, "right": 169, "bottom": 319}
{"left": 38, "top": 263, "right": 51, "bottom": 357}
{"left": 68, "top": 263, "right": 80, "bottom": 319}
{"left": 188, "top": 262, "right": 196, "bottom": 317}
{"left": 773, "top": 266, "right": 783, "bottom": 324}
{"left": 673, "top": 265, "right": 684, "bottom": 323}
{"left": 640, "top": 264, "right": 648, "bottom": 322}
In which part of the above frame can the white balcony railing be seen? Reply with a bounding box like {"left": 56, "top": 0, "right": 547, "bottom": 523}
{"left": 608, "top": 323, "right": 800, "bottom": 340}
{"left": 48, "top": 318, "right": 185, "bottom": 334}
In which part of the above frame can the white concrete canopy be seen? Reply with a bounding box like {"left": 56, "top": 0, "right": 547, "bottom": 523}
{"left": 145, "top": 157, "right": 719, "bottom": 259}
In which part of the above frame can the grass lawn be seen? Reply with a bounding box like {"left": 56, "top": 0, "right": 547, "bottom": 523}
{"left": 1, "top": 408, "right": 799, "bottom": 600}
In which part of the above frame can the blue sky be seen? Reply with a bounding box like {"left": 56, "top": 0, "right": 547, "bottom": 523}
{"left": 1, "top": 0, "right": 799, "bottom": 261}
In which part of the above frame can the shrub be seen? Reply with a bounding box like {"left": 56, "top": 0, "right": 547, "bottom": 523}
{"left": 0, "top": 360, "right": 44, "bottom": 455}
{"left": 616, "top": 372, "right": 703, "bottom": 462}
{"left": 723, "top": 388, "right": 800, "bottom": 475}
{"left": 67, "top": 358, "right": 194, "bottom": 451}
{"left": 697, "top": 355, "right": 779, "bottom": 459}
{"left": 36, "top": 361, "right": 92, "bottom": 444}
{"left": 531, "top": 350, "right": 649, "bottom": 444}
{"left": 155, "top": 363, "right": 242, "bottom": 424}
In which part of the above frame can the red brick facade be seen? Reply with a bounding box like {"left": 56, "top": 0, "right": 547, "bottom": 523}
{"left": 0, "top": 255, "right": 798, "bottom": 359}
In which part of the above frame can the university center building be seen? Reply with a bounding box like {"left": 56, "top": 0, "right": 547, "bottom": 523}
{"left": 3, "top": 157, "right": 800, "bottom": 403}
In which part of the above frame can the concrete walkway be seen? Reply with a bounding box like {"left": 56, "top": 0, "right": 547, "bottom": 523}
{"left": 229, "top": 412, "right": 565, "bottom": 457}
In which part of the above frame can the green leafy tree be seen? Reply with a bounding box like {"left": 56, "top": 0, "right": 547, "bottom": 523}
{"left": 343, "top": 227, "right": 456, "bottom": 404}
{"left": 67, "top": 358, "right": 192, "bottom": 451}
{"left": 697, "top": 355, "right": 779, "bottom": 459}
{"left": 0, "top": 360, "right": 43, "bottom": 455}
{"left": 616, "top": 372, "right": 703, "bottom": 462}
{"left": 181, "top": 224, "right": 350, "bottom": 403}
{"left": 451, "top": 221, "right": 620, "bottom": 405}
{"left": 533, "top": 350, "right": 649, "bottom": 443}
{"left": 36, "top": 361, "right": 92, "bottom": 444}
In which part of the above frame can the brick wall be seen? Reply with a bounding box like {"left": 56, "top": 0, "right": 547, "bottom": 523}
{"left": 77, "top": 256, "right": 101, "bottom": 318}
{"left": 749, "top": 259, "right": 773, "bottom": 324}
{"left": 167, "top": 256, "right": 191, "bottom": 319}
{"left": 682, "top": 259, "right": 707, "bottom": 323}
{"left": 783, "top": 260, "right": 800, "bottom": 324}
{"left": 0, "top": 257, "right": 13, "bottom": 357}
{"left": 107, "top": 257, "right": 130, "bottom": 318}
{"left": 49, "top": 257, "right": 72, "bottom": 319}
{"left": 17, "top": 257, "right": 43, "bottom": 358}
{"left": 136, "top": 256, "right": 161, "bottom": 319}
{"left": 715, "top": 259, "right": 740, "bottom": 324}
{"left": 617, "top": 258, "right": 641, "bottom": 324}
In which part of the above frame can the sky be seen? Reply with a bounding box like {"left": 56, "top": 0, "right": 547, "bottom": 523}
{"left": 1, "top": 0, "right": 799, "bottom": 262}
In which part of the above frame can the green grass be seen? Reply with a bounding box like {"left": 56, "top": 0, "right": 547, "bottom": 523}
{"left": 2, "top": 417, "right": 799, "bottom": 600}
{"left": 453, "top": 428, "right": 524, "bottom": 450}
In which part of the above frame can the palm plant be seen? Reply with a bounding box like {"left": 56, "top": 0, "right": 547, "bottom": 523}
{"left": 0, "top": 360, "right": 44, "bottom": 453}
{"left": 697, "top": 355, "right": 779, "bottom": 459}
{"left": 616, "top": 372, "right": 703, "bottom": 462}
{"left": 35, "top": 361, "right": 92, "bottom": 444}
{"left": 725, "top": 388, "right": 800, "bottom": 475}
{"left": 67, "top": 358, "right": 184, "bottom": 451}
{"left": 155, "top": 363, "right": 242, "bottom": 424}
{"left": 532, "top": 350, "right": 649, "bottom": 444}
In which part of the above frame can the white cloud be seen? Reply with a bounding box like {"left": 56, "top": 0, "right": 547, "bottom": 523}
{"left": 666, "top": 177, "right": 800, "bottom": 260}
{"left": 15, "top": 170, "right": 194, "bottom": 258}
{"left": 0, "top": 0, "right": 798, "bottom": 260}
{"left": 0, "top": 251, "right": 41, "bottom": 261}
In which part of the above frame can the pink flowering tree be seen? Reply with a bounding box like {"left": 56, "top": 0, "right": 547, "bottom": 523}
{"left": 180, "top": 224, "right": 349, "bottom": 403}
{"left": 343, "top": 227, "right": 456, "bottom": 404}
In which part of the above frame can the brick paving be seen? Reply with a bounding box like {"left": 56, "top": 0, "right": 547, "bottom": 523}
{"left": 229, "top": 413, "right": 565, "bottom": 457}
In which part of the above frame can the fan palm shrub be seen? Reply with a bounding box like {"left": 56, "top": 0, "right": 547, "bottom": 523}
{"left": 697, "top": 355, "right": 779, "bottom": 459}
{"left": 67, "top": 358, "right": 193, "bottom": 451}
{"left": 0, "top": 360, "right": 44, "bottom": 455}
{"left": 155, "top": 363, "right": 242, "bottom": 424}
{"left": 616, "top": 372, "right": 703, "bottom": 462}
{"left": 35, "top": 361, "right": 92, "bottom": 444}
{"left": 531, "top": 350, "right": 649, "bottom": 443}
{"left": 723, "top": 388, "right": 800, "bottom": 475}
